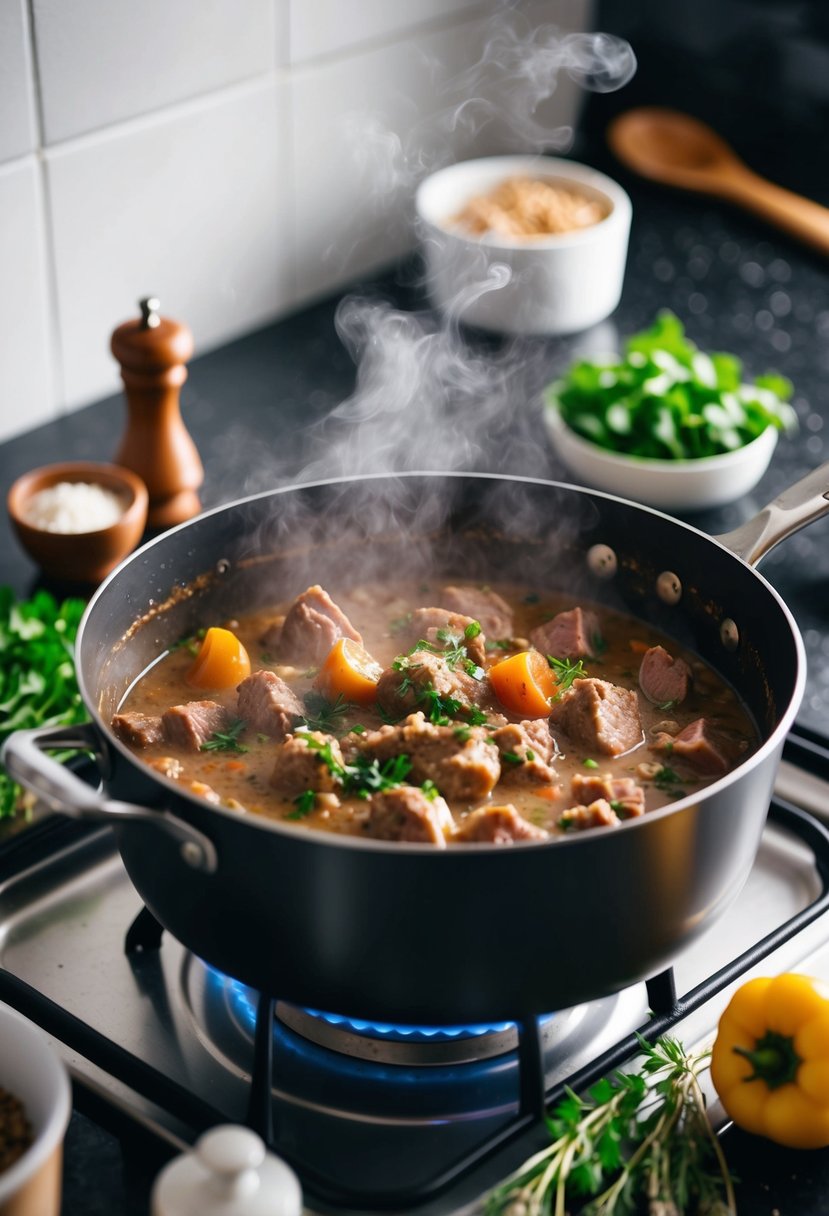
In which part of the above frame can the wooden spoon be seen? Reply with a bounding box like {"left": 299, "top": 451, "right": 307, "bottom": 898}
{"left": 608, "top": 106, "right": 829, "bottom": 256}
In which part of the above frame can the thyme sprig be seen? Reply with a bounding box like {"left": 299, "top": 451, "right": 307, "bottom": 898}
{"left": 199, "top": 718, "right": 248, "bottom": 753}
{"left": 299, "top": 733, "right": 414, "bottom": 799}
{"left": 299, "top": 691, "right": 355, "bottom": 734}
{"left": 408, "top": 620, "right": 484, "bottom": 680}
{"left": 547, "top": 655, "right": 588, "bottom": 700}
{"left": 484, "top": 1035, "right": 735, "bottom": 1216}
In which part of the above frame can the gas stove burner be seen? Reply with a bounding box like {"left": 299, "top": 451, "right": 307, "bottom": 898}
{"left": 274, "top": 1003, "right": 551, "bottom": 1065}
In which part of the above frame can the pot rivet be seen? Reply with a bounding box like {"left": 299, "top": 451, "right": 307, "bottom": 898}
{"left": 720, "top": 618, "right": 740, "bottom": 651}
{"left": 216, "top": 558, "right": 230, "bottom": 575}
{"left": 656, "top": 571, "right": 682, "bottom": 604}
{"left": 181, "top": 841, "right": 205, "bottom": 868}
{"left": 587, "top": 544, "right": 617, "bottom": 579}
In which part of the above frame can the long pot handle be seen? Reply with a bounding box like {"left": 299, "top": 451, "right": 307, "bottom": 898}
{"left": 714, "top": 459, "right": 829, "bottom": 567}
{"left": 1, "top": 723, "right": 218, "bottom": 874}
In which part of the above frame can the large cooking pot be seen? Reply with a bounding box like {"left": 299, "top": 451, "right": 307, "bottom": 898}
{"left": 4, "top": 469, "right": 828, "bottom": 1022}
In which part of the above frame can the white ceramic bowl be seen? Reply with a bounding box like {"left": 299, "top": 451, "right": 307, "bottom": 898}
{"left": 544, "top": 400, "right": 779, "bottom": 511}
{"left": 0, "top": 1002, "right": 70, "bottom": 1216}
{"left": 415, "top": 155, "right": 632, "bottom": 336}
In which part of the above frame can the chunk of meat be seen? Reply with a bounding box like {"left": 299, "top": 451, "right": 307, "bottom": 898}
{"left": 112, "top": 711, "right": 164, "bottom": 748}
{"left": 491, "top": 721, "right": 559, "bottom": 788}
{"left": 237, "top": 670, "right": 303, "bottom": 739}
{"left": 365, "top": 785, "right": 453, "bottom": 846}
{"left": 571, "top": 772, "right": 645, "bottom": 819}
{"left": 453, "top": 804, "right": 549, "bottom": 844}
{"left": 270, "top": 731, "right": 343, "bottom": 799}
{"left": 162, "top": 701, "right": 230, "bottom": 751}
{"left": 655, "top": 718, "right": 734, "bottom": 776}
{"left": 549, "top": 678, "right": 642, "bottom": 756}
{"left": 403, "top": 607, "right": 487, "bottom": 667}
{"left": 639, "top": 646, "right": 691, "bottom": 706}
{"left": 440, "top": 585, "right": 514, "bottom": 639}
{"left": 266, "top": 585, "right": 362, "bottom": 666}
{"left": 349, "top": 711, "right": 501, "bottom": 802}
{"left": 529, "top": 606, "right": 601, "bottom": 659}
{"left": 376, "top": 651, "right": 489, "bottom": 721}
{"left": 559, "top": 798, "right": 620, "bottom": 832}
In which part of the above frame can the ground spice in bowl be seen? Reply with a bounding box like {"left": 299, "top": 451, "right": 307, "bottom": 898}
{"left": 0, "top": 1085, "right": 33, "bottom": 1173}
{"left": 453, "top": 174, "right": 610, "bottom": 238}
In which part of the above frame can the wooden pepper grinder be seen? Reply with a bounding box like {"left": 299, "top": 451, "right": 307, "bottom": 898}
{"left": 111, "top": 296, "right": 204, "bottom": 528}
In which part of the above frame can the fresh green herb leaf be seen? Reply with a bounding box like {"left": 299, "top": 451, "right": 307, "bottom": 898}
{"left": 389, "top": 612, "right": 412, "bottom": 635}
{"left": 287, "top": 789, "right": 316, "bottom": 819}
{"left": 169, "top": 627, "right": 207, "bottom": 657}
{"left": 464, "top": 620, "right": 482, "bottom": 639}
{"left": 547, "top": 655, "right": 588, "bottom": 699}
{"left": 345, "top": 753, "right": 412, "bottom": 799}
{"left": 200, "top": 719, "right": 249, "bottom": 753}
{"left": 0, "top": 589, "right": 90, "bottom": 818}
{"left": 591, "top": 631, "right": 608, "bottom": 657}
{"left": 654, "top": 764, "right": 687, "bottom": 789}
{"left": 583, "top": 757, "right": 599, "bottom": 769}
{"left": 420, "top": 778, "right": 439, "bottom": 801}
{"left": 299, "top": 691, "right": 354, "bottom": 734}
{"left": 548, "top": 309, "right": 796, "bottom": 461}
{"left": 502, "top": 751, "right": 524, "bottom": 766}
{"left": 301, "top": 735, "right": 413, "bottom": 800}
{"left": 485, "top": 1034, "right": 735, "bottom": 1216}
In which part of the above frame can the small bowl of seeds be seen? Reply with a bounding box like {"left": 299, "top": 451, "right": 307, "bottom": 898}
{"left": 416, "top": 154, "right": 632, "bottom": 335}
{"left": 0, "top": 1001, "right": 71, "bottom": 1216}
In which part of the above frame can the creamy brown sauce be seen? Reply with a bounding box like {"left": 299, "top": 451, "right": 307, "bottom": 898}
{"left": 115, "top": 580, "right": 758, "bottom": 842}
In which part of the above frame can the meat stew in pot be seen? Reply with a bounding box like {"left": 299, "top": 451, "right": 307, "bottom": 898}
{"left": 112, "top": 579, "right": 757, "bottom": 845}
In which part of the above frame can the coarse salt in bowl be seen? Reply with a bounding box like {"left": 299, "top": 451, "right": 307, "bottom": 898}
{"left": 22, "top": 480, "right": 127, "bottom": 533}
{"left": 415, "top": 155, "right": 632, "bottom": 335}
{"left": 7, "top": 461, "right": 149, "bottom": 584}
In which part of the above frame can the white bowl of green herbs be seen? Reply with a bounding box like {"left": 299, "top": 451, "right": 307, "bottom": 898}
{"left": 544, "top": 311, "right": 796, "bottom": 511}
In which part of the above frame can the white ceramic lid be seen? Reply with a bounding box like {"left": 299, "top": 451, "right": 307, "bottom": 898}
{"left": 151, "top": 1125, "right": 303, "bottom": 1216}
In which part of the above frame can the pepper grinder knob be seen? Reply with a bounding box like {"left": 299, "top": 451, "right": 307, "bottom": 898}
{"left": 111, "top": 296, "right": 204, "bottom": 528}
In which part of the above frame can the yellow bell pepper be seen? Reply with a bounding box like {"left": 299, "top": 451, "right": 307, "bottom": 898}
{"left": 711, "top": 973, "right": 829, "bottom": 1149}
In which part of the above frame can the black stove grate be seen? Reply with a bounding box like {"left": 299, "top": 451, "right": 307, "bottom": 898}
{"left": 1, "top": 794, "right": 829, "bottom": 1210}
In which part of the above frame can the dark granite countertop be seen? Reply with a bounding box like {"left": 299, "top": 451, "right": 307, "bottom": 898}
{"left": 2, "top": 146, "right": 829, "bottom": 1213}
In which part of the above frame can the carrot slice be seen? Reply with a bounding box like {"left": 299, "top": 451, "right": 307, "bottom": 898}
{"left": 489, "top": 649, "right": 558, "bottom": 717}
{"left": 314, "top": 637, "right": 383, "bottom": 706}
{"left": 186, "top": 626, "right": 251, "bottom": 689}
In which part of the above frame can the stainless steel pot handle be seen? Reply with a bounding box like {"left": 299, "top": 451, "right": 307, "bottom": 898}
{"left": 1, "top": 723, "right": 218, "bottom": 874}
{"left": 715, "top": 459, "right": 829, "bottom": 566}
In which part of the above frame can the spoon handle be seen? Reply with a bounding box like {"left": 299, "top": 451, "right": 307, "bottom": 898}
{"left": 723, "top": 166, "right": 829, "bottom": 256}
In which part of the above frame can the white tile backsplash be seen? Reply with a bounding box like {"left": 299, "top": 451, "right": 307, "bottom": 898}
{"left": 46, "top": 79, "right": 290, "bottom": 406}
{"left": 289, "top": 0, "right": 484, "bottom": 64}
{"left": 0, "top": 159, "right": 55, "bottom": 441}
{"left": 290, "top": 1, "right": 590, "bottom": 305}
{"left": 0, "top": 0, "right": 597, "bottom": 438}
{"left": 0, "top": 0, "right": 38, "bottom": 164}
{"left": 33, "top": 0, "right": 276, "bottom": 143}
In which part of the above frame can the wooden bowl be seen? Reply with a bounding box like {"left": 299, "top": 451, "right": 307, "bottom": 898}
{"left": 7, "top": 461, "right": 149, "bottom": 585}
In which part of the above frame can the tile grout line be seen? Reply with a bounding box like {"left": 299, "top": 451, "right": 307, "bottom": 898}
{"left": 24, "top": 0, "right": 66, "bottom": 416}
